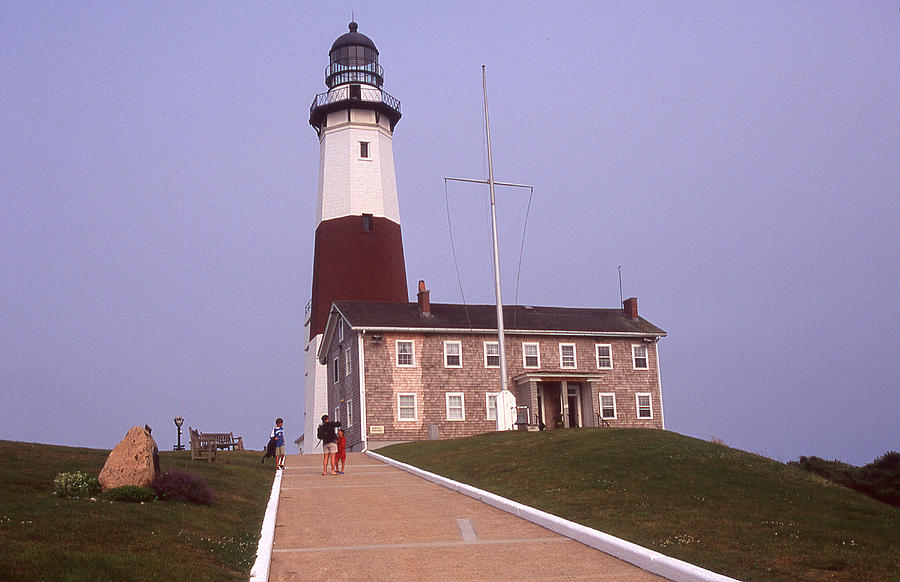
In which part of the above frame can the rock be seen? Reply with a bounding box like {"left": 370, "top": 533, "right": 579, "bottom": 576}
{"left": 98, "top": 425, "right": 161, "bottom": 490}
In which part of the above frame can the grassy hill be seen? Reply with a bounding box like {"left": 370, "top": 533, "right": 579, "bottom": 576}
{"left": 1, "top": 432, "right": 897, "bottom": 581}
{"left": 0, "top": 441, "right": 273, "bottom": 582}
{"left": 379, "top": 429, "right": 899, "bottom": 582}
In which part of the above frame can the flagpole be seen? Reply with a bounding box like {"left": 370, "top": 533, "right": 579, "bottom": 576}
{"left": 482, "top": 65, "right": 515, "bottom": 431}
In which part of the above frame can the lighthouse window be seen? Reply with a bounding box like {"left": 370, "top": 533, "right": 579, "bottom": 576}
{"left": 359, "top": 141, "right": 369, "bottom": 158}
{"left": 362, "top": 213, "right": 374, "bottom": 232}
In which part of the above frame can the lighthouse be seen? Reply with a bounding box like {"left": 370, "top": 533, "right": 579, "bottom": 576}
{"left": 302, "top": 23, "right": 408, "bottom": 453}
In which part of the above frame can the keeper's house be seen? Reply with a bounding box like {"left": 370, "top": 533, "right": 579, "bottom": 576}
{"left": 318, "top": 281, "right": 667, "bottom": 452}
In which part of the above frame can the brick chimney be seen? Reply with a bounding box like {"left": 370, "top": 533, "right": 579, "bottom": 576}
{"left": 623, "top": 297, "right": 639, "bottom": 320}
{"left": 417, "top": 280, "right": 431, "bottom": 316}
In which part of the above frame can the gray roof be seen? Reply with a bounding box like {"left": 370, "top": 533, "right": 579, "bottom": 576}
{"left": 331, "top": 301, "right": 666, "bottom": 336}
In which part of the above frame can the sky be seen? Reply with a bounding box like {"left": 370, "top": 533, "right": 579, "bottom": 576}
{"left": 2, "top": 2, "right": 897, "bottom": 466}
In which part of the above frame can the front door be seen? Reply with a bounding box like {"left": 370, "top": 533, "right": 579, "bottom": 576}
{"left": 567, "top": 383, "right": 582, "bottom": 427}
{"left": 541, "top": 382, "right": 562, "bottom": 429}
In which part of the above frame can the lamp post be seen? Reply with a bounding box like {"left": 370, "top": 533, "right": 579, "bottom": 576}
{"left": 173, "top": 416, "right": 184, "bottom": 450}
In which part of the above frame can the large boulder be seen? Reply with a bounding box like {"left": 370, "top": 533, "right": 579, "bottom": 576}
{"left": 99, "top": 425, "right": 160, "bottom": 490}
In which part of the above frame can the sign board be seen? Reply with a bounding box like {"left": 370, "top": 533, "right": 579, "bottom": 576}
{"left": 369, "top": 425, "right": 385, "bottom": 434}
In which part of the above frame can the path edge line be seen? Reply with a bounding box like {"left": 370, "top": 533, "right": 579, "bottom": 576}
{"left": 366, "top": 450, "right": 738, "bottom": 582}
{"left": 249, "top": 467, "right": 283, "bottom": 582}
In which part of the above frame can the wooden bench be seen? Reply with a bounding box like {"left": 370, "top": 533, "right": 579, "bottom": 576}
{"left": 189, "top": 427, "right": 216, "bottom": 461}
{"left": 202, "top": 432, "right": 244, "bottom": 451}
{"left": 189, "top": 428, "right": 245, "bottom": 461}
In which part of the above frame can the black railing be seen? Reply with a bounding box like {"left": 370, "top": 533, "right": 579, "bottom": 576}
{"left": 310, "top": 85, "right": 401, "bottom": 117}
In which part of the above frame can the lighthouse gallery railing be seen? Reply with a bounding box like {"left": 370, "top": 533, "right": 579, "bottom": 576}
{"left": 310, "top": 85, "right": 401, "bottom": 117}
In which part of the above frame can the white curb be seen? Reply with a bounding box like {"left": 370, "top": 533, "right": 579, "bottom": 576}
{"left": 249, "top": 468, "right": 283, "bottom": 582}
{"left": 367, "top": 451, "right": 739, "bottom": 582}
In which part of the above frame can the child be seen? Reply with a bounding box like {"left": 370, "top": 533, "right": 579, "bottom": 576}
{"left": 335, "top": 428, "right": 346, "bottom": 474}
{"left": 271, "top": 418, "right": 285, "bottom": 470}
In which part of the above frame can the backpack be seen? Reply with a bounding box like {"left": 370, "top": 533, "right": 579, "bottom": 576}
{"left": 316, "top": 423, "right": 329, "bottom": 441}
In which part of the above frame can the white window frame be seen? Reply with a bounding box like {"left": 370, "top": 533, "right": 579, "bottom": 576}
{"left": 359, "top": 141, "right": 370, "bottom": 159}
{"left": 396, "top": 340, "right": 415, "bottom": 367}
{"left": 345, "top": 347, "right": 352, "bottom": 376}
{"left": 332, "top": 357, "right": 340, "bottom": 383}
{"left": 522, "top": 342, "right": 540, "bottom": 368}
{"left": 334, "top": 406, "right": 340, "bottom": 424}
{"left": 446, "top": 392, "right": 465, "bottom": 421}
{"left": 559, "top": 343, "right": 577, "bottom": 369}
{"left": 485, "top": 392, "right": 499, "bottom": 421}
{"left": 636, "top": 393, "right": 653, "bottom": 419}
{"left": 595, "top": 344, "right": 613, "bottom": 369}
{"left": 443, "top": 340, "right": 462, "bottom": 368}
{"left": 484, "top": 341, "right": 500, "bottom": 368}
{"left": 338, "top": 320, "right": 344, "bottom": 341}
{"left": 599, "top": 393, "right": 617, "bottom": 419}
{"left": 632, "top": 344, "right": 649, "bottom": 369}
{"left": 398, "top": 393, "right": 417, "bottom": 421}
{"left": 346, "top": 399, "right": 354, "bottom": 427}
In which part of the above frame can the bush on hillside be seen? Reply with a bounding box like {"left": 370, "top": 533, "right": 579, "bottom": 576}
{"left": 53, "top": 471, "right": 100, "bottom": 499}
{"left": 101, "top": 485, "right": 156, "bottom": 503}
{"left": 151, "top": 468, "right": 214, "bottom": 505}
{"left": 790, "top": 451, "right": 900, "bottom": 507}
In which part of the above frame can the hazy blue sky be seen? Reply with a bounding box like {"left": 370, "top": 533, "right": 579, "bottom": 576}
{"left": 2, "top": 2, "right": 897, "bottom": 465}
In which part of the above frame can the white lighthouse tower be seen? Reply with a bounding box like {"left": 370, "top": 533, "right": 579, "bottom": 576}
{"left": 302, "top": 23, "right": 408, "bottom": 453}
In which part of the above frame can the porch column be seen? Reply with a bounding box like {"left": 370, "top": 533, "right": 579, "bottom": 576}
{"left": 561, "top": 380, "right": 569, "bottom": 428}
{"left": 587, "top": 380, "right": 600, "bottom": 427}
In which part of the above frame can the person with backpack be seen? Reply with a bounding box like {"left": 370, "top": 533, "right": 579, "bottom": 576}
{"left": 271, "top": 418, "right": 286, "bottom": 470}
{"left": 317, "top": 414, "right": 342, "bottom": 475}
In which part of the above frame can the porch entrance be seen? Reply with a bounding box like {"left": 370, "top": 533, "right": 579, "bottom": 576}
{"left": 537, "top": 381, "right": 589, "bottom": 429}
{"left": 540, "top": 382, "right": 562, "bottom": 429}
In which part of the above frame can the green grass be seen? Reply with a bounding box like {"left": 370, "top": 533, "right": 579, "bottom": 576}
{"left": 379, "top": 429, "right": 900, "bottom": 582}
{"left": 0, "top": 440, "right": 273, "bottom": 582}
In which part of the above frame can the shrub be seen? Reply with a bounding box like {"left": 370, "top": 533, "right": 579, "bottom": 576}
{"left": 790, "top": 452, "right": 900, "bottom": 507}
{"left": 53, "top": 471, "right": 100, "bottom": 499}
{"left": 101, "top": 485, "right": 156, "bottom": 503}
{"left": 151, "top": 468, "right": 214, "bottom": 505}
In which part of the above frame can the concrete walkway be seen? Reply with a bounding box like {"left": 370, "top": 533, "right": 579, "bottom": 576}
{"left": 267, "top": 452, "right": 666, "bottom": 581}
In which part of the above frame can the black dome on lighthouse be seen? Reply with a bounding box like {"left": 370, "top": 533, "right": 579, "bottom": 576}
{"left": 330, "top": 21, "right": 377, "bottom": 53}
{"left": 325, "top": 21, "right": 383, "bottom": 89}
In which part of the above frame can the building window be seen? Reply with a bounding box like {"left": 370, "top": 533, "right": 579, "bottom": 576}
{"left": 523, "top": 342, "right": 540, "bottom": 368}
{"left": 332, "top": 357, "right": 340, "bottom": 383}
{"left": 334, "top": 406, "right": 340, "bottom": 424}
{"left": 338, "top": 320, "right": 344, "bottom": 341}
{"left": 632, "top": 345, "right": 649, "bottom": 369}
{"left": 595, "top": 344, "right": 612, "bottom": 369}
{"left": 484, "top": 342, "right": 500, "bottom": 368}
{"left": 362, "top": 213, "right": 374, "bottom": 232}
{"left": 396, "top": 340, "right": 414, "bottom": 367}
{"left": 345, "top": 348, "right": 352, "bottom": 377}
{"left": 359, "top": 141, "right": 370, "bottom": 158}
{"left": 559, "top": 343, "right": 577, "bottom": 369}
{"left": 398, "top": 393, "right": 417, "bottom": 421}
{"left": 599, "top": 393, "right": 617, "bottom": 419}
{"left": 446, "top": 393, "right": 465, "bottom": 421}
{"left": 443, "top": 341, "right": 462, "bottom": 368}
{"left": 347, "top": 399, "right": 353, "bottom": 427}
{"left": 636, "top": 393, "right": 653, "bottom": 419}
{"left": 486, "top": 392, "right": 499, "bottom": 421}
